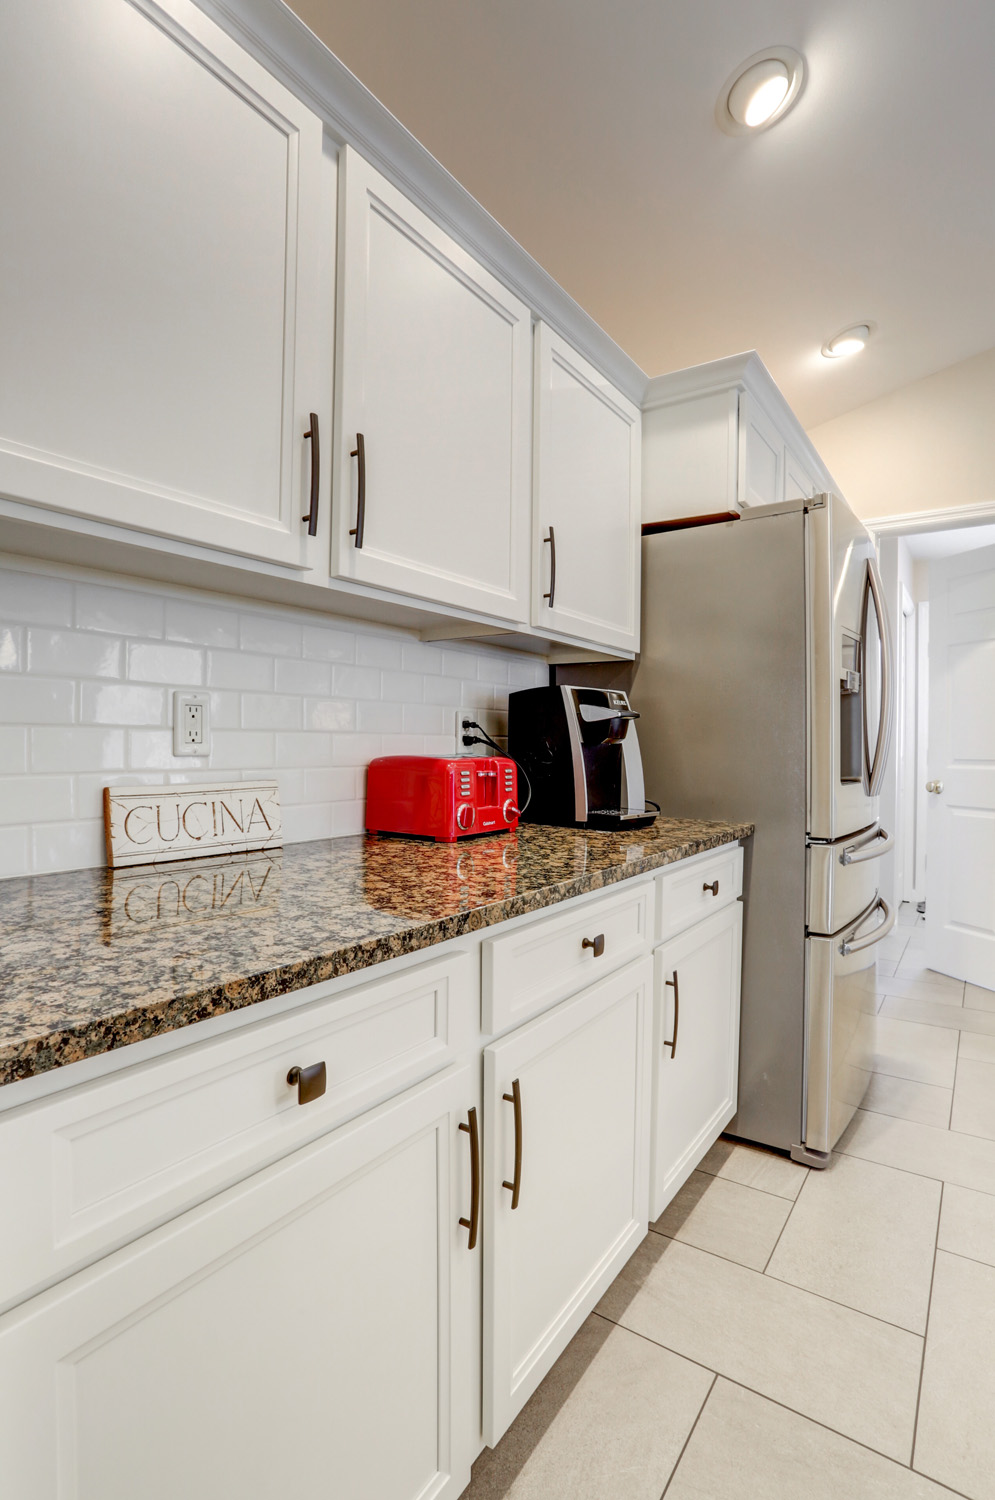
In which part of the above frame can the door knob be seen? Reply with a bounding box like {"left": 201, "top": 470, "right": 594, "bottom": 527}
{"left": 926, "top": 780, "right": 944, "bottom": 794}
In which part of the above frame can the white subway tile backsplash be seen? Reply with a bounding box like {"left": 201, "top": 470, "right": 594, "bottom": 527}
{"left": 27, "top": 628, "right": 122, "bottom": 679}
{"left": 76, "top": 583, "right": 164, "bottom": 638}
{"left": 127, "top": 642, "right": 204, "bottom": 685}
{"left": 0, "top": 677, "right": 76, "bottom": 725}
{"left": 1, "top": 561, "right": 546, "bottom": 878}
{"left": 81, "top": 683, "right": 166, "bottom": 726}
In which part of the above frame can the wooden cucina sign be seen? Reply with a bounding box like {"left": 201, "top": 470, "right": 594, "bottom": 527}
{"left": 103, "top": 781, "right": 282, "bottom": 868}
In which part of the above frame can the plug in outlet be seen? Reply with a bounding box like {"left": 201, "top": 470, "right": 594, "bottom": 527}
{"left": 454, "top": 707, "right": 508, "bottom": 757}
{"left": 172, "top": 691, "right": 211, "bottom": 757}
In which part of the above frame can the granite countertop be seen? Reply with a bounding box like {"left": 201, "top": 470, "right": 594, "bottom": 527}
{"left": 0, "top": 818, "right": 752, "bottom": 1086}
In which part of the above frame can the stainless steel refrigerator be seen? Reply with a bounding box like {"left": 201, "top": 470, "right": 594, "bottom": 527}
{"left": 632, "top": 494, "right": 896, "bottom": 1165}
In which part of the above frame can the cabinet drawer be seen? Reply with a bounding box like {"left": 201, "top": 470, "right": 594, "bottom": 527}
{"left": 656, "top": 844, "right": 743, "bottom": 944}
{"left": 0, "top": 952, "right": 473, "bottom": 1314}
{"left": 482, "top": 880, "right": 653, "bottom": 1034}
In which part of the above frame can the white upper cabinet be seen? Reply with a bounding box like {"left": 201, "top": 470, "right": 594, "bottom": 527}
{"left": 333, "top": 148, "right": 533, "bottom": 622}
{"left": 784, "top": 445, "right": 819, "bottom": 503}
{"left": 738, "top": 390, "right": 785, "bottom": 509}
{"left": 533, "top": 325, "right": 641, "bottom": 652}
{"left": 0, "top": 0, "right": 334, "bottom": 569}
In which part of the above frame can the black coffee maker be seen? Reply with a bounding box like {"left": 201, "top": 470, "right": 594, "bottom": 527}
{"left": 508, "top": 686, "right": 657, "bottom": 830}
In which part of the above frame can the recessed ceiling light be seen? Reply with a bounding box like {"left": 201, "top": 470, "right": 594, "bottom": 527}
{"left": 716, "top": 47, "right": 806, "bottom": 136}
{"left": 822, "top": 324, "right": 872, "bottom": 359}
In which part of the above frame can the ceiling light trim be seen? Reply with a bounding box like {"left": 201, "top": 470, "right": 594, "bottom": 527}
{"left": 821, "top": 322, "right": 875, "bottom": 359}
{"left": 716, "top": 46, "right": 806, "bottom": 136}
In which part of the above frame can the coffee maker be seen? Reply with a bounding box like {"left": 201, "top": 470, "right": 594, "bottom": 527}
{"left": 508, "top": 685, "right": 656, "bottom": 830}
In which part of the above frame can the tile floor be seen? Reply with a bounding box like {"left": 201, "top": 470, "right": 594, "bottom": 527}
{"left": 462, "top": 906, "right": 995, "bottom": 1500}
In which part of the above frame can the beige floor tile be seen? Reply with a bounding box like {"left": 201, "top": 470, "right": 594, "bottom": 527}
{"left": 666, "top": 1379, "right": 953, "bottom": 1500}
{"left": 877, "top": 934, "right": 911, "bottom": 964}
{"left": 765, "top": 1153, "right": 940, "bottom": 1332}
{"left": 697, "top": 1138, "right": 808, "bottom": 1200}
{"left": 871, "top": 1015, "right": 959, "bottom": 1088}
{"left": 876, "top": 957, "right": 899, "bottom": 978}
{"left": 651, "top": 1172, "right": 791, "bottom": 1270}
{"left": 596, "top": 1236, "right": 921, "bottom": 1461}
{"left": 960, "top": 1032, "right": 995, "bottom": 1064}
{"left": 461, "top": 1316, "right": 711, "bottom": 1500}
{"left": 950, "top": 1057, "right": 995, "bottom": 1141}
{"left": 882, "top": 971, "right": 965, "bottom": 1004}
{"left": 966, "top": 982, "right": 995, "bottom": 1013}
{"left": 839, "top": 1109, "right": 995, "bottom": 1194}
{"left": 938, "top": 1184, "right": 995, "bottom": 1267}
{"left": 881, "top": 995, "right": 995, "bottom": 1037}
{"left": 914, "top": 1251, "right": 995, "bottom": 1499}
{"left": 862, "top": 1072, "right": 952, "bottom": 1128}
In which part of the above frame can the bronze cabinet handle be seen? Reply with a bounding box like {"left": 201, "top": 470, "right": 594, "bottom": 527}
{"left": 349, "top": 432, "right": 366, "bottom": 548}
{"left": 664, "top": 972, "right": 680, "bottom": 1059}
{"left": 703, "top": 880, "right": 719, "bottom": 896}
{"left": 502, "top": 1078, "right": 523, "bottom": 1209}
{"left": 287, "top": 1060, "right": 326, "bottom": 1105}
{"left": 543, "top": 526, "right": 556, "bottom": 606}
{"left": 458, "top": 1106, "right": 481, "bottom": 1250}
{"left": 301, "top": 413, "right": 320, "bottom": 536}
{"left": 582, "top": 933, "right": 605, "bottom": 958}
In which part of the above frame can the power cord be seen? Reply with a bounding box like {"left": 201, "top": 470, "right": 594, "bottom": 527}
{"left": 461, "top": 719, "right": 533, "bottom": 816}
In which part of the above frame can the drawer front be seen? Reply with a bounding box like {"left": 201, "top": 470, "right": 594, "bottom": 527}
{"left": 656, "top": 845, "right": 743, "bottom": 944}
{"left": 0, "top": 952, "right": 473, "bottom": 1314}
{"left": 482, "top": 880, "right": 653, "bottom": 1034}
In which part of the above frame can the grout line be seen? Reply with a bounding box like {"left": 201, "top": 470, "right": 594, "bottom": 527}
{"left": 658, "top": 1372, "right": 717, "bottom": 1499}
{"left": 653, "top": 1168, "right": 801, "bottom": 1207}
{"left": 642, "top": 1231, "right": 926, "bottom": 1338}
{"left": 948, "top": 1031, "right": 962, "bottom": 1131}
{"left": 761, "top": 1160, "right": 809, "bottom": 1274}
{"left": 870, "top": 1064, "right": 956, "bottom": 1091}
{"left": 940, "top": 1245, "right": 995, "bottom": 1272}
{"left": 910, "top": 1181, "right": 943, "bottom": 1470}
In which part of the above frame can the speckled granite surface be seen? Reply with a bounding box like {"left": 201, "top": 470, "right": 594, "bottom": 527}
{"left": 0, "top": 819, "right": 751, "bottom": 1085}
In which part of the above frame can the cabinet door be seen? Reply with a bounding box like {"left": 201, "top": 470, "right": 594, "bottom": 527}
{"left": 738, "top": 390, "right": 784, "bottom": 509}
{"left": 533, "top": 324, "right": 641, "bottom": 651}
{"left": 0, "top": 1063, "right": 478, "bottom": 1500}
{"left": 483, "top": 958, "right": 652, "bottom": 1445}
{"left": 334, "top": 147, "right": 532, "bottom": 621}
{"left": 0, "top": 0, "right": 333, "bottom": 569}
{"left": 650, "top": 902, "right": 743, "bottom": 1220}
{"left": 784, "top": 446, "right": 818, "bottom": 503}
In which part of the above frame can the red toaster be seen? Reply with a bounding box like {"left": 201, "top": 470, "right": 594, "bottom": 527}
{"left": 365, "top": 755, "right": 519, "bottom": 841}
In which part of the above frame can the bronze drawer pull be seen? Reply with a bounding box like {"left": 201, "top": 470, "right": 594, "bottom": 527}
{"left": 458, "top": 1107, "right": 480, "bottom": 1249}
{"left": 349, "top": 432, "right": 366, "bottom": 547}
{"left": 582, "top": 933, "right": 605, "bottom": 957}
{"left": 301, "top": 413, "right": 320, "bottom": 536}
{"left": 664, "top": 972, "right": 680, "bottom": 1059}
{"left": 287, "top": 1060, "right": 326, "bottom": 1105}
{"left": 502, "top": 1078, "right": 523, "bottom": 1209}
{"left": 543, "top": 526, "right": 556, "bottom": 606}
{"left": 703, "top": 879, "right": 719, "bottom": 896}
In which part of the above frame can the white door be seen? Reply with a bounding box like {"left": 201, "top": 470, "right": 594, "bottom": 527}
{"left": 784, "top": 446, "right": 817, "bottom": 503}
{"left": 334, "top": 147, "right": 532, "bottom": 622}
{"left": 650, "top": 902, "right": 742, "bottom": 1220}
{"left": 532, "top": 324, "right": 641, "bottom": 652}
{"left": 0, "top": 1064, "right": 478, "bottom": 1500}
{"left": 926, "top": 544, "right": 995, "bottom": 988}
{"left": 0, "top": 0, "right": 334, "bottom": 569}
{"left": 737, "top": 391, "right": 783, "bottom": 509}
{"left": 483, "top": 958, "right": 651, "bottom": 1446}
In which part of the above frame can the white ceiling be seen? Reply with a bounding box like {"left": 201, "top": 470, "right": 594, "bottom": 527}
{"left": 903, "top": 524, "right": 995, "bottom": 561}
{"left": 289, "top": 0, "right": 995, "bottom": 428}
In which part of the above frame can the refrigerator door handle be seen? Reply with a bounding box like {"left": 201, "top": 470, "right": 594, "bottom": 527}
{"left": 863, "top": 558, "right": 895, "bottom": 798}
{"left": 839, "top": 825, "right": 894, "bottom": 865}
{"left": 839, "top": 895, "right": 895, "bottom": 956}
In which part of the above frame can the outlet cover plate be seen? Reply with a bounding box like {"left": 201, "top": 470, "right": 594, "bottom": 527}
{"left": 454, "top": 707, "right": 508, "bottom": 757}
{"left": 172, "top": 691, "right": 211, "bottom": 757}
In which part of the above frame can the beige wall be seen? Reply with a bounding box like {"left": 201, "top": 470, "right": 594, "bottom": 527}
{"left": 807, "top": 346, "right": 995, "bottom": 522}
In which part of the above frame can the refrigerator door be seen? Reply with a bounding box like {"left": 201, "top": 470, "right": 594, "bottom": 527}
{"left": 807, "top": 823, "right": 893, "bottom": 935}
{"left": 806, "top": 495, "right": 895, "bottom": 841}
{"left": 798, "top": 893, "right": 896, "bottom": 1163}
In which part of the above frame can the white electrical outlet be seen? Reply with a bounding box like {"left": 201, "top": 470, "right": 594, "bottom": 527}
{"left": 172, "top": 691, "right": 211, "bottom": 757}
{"left": 454, "top": 708, "right": 508, "bottom": 757}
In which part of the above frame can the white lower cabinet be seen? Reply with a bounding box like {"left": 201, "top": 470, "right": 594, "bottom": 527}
{"left": 482, "top": 957, "right": 652, "bottom": 1445}
{"left": 650, "top": 901, "right": 743, "bottom": 1220}
{"left": 0, "top": 1061, "right": 478, "bottom": 1500}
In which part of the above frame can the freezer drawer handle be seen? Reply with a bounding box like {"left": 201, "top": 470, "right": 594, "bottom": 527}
{"left": 839, "top": 826, "right": 894, "bottom": 865}
{"left": 502, "top": 1079, "right": 523, "bottom": 1209}
{"left": 664, "top": 972, "right": 680, "bottom": 1058}
{"left": 839, "top": 896, "right": 895, "bottom": 956}
{"left": 703, "top": 879, "right": 719, "bottom": 895}
{"left": 458, "top": 1107, "right": 481, "bottom": 1250}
